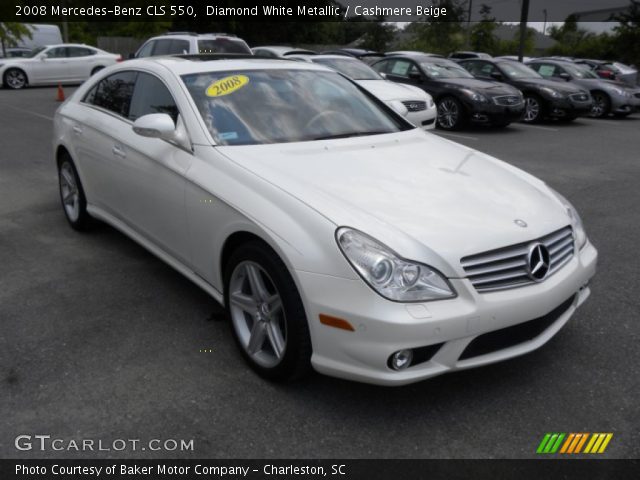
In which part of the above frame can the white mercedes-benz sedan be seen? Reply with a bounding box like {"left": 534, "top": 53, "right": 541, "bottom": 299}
{"left": 1, "top": 44, "right": 121, "bottom": 89}
{"left": 53, "top": 56, "right": 597, "bottom": 386}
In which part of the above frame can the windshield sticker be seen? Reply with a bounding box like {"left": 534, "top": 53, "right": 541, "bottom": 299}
{"left": 206, "top": 75, "right": 249, "bottom": 97}
{"left": 218, "top": 132, "right": 239, "bottom": 140}
{"left": 537, "top": 65, "right": 555, "bottom": 77}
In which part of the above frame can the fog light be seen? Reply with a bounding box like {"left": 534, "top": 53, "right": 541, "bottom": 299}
{"left": 389, "top": 349, "right": 413, "bottom": 371}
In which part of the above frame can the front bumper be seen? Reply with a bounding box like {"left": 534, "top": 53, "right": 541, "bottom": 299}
{"left": 546, "top": 96, "right": 593, "bottom": 118}
{"left": 611, "top": 92, "right": 640, "bottom": 114}
{"left": 466, "top": 101, "right": 525, "bottom": 125}
{"left": 406, "top": 106, "right": 437, "bottom": 130}
{"left": 297, "top": 241, "right": 597, "bottom": 386}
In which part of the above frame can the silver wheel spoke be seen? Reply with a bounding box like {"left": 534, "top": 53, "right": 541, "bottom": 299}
{"left": 247, "top": 321, "right": 267, "bottom": 354}
{"left": 63, "top": 190, "right": 75, "bottom": 204}
{"left": 266, "top": 294, "right": 282, "bottom": 316}
{"left": 61, "top": 169, "right": 74, "bottom": 187}
{"left": 230, "top": 291, "right": 258, "bottom": 316}
{"left": 246, "top": 263, "right": 269, "bottom": 301}
{"left": 266, "top": 322, "right": 285, "bottom": 359}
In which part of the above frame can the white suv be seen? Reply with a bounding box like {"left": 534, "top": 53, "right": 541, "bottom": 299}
{"left": 133, "top": 32, "right": 251, "bottom": 58}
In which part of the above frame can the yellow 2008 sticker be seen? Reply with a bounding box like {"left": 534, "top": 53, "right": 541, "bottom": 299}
{"left": 206, "top": 75, "right": 249, "bottom": 97}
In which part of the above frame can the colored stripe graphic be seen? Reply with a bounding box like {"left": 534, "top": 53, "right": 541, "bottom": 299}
{"left": 538, "top": 433, "right": 613, "bottom": 454}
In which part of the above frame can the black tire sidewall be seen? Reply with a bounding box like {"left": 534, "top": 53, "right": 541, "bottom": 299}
{"left": 591, "top": 92, "right": 611, "bottom": 118}
{"left": 524, "top": 94, "right": 543, "bottom": 123}
{"left": 224, "top": 241, "right": 312, "bottom": 381}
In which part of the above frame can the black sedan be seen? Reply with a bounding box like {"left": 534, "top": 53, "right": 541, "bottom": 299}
{"left": 371, "top": 54, "right": 524, "bottom": 130}
{"left": 457, "top": 58, "right": 593, "bottom": 123}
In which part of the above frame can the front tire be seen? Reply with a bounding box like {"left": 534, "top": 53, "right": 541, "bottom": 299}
{"left": 437, "top": 96, "right": 466, "bottom": 130}
{"left": 590, "top": 92, "right": 611, "bottom": 118}
{"left": 58, "top": 153, "right": 92, "bottom": 231}
{"left": 522, "top": 94, "right": 543, "bottom": 123}
{"left": 3, "top": 68, "right": 27, "bottom": 89}
{"left": 224, "top": 241, "right": 312, "bottom": 382}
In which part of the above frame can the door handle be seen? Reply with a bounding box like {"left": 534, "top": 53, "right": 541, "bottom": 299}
{"left": 112, "top": 144, "right": 126, "bottom": 159}
{"left": 72, "top": 125, "right": 83, "bottom": 135}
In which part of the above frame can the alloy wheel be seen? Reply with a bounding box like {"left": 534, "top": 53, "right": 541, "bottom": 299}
{"left": 590, "top": 94, "right": 607, "bottom": 117}
{"left": 59, "top": 162, "right": 80, "bottom": 222}
{"left": 229, "top": 261, "right": 287, "bottom": 368}
{"left": 5, "top": 69, "right": 26, "bottom": 89}
{"left": 437, "top": 98, "right": 459, "bottom": 129}
{"left": 523, "top": 97, "right": 540, "bottom": 122}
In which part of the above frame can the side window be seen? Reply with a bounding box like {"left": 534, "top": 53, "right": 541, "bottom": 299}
{"left": 371, "top": 60, "right": 389, "bottom": 74}
{"left": 46, "top": 47, "right": 67, "bottom": 58}
{"left": 479, "top": 62, "right": 498, "bottom": 76}
{"left": 67, "top": 47, "right": 95, "bottom": 58}
{"left": 128, "top": 73, "right": 179, "bottom": 123}
{"left": 136, "top": 41, "right": 155, "bottom": 58}
{"left": 168, "top": 39, "right": 189, "bottom": 55}
{"left": 254, "top": 49, "right": 276, "bottom": 58}
{"left": 389, "top": 60, "right": 412, "bottom": 77}
{"left": 152, "top": 39, "right": 174, "bottom": 56}
{"left": 86, "top": 71, "right": 137, "bottom": 118}
{"left": 534, "top": 63, "right": 555, "bottom": 78}
{"left": 460, "top": 61, "right": 479, "bottom": 75}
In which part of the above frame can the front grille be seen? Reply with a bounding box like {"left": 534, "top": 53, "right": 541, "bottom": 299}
{"left": 402, "top": 100, "right": 427, "bottom": 112}
{"left": 570, "top": 92, "right": 590, "bottom": 102}
{"left": 492, "top": 95, "right": 523, "bottom": 106}
{"left": 460, "top": 226, "right": 574, "bottom": 293}
{"left": 458, "top": 295, "right": 576, "bottom": 360}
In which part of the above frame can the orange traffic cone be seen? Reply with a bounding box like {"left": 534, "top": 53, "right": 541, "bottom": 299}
{"left": 56, "top": 84, "right": 65, "bottom": 102}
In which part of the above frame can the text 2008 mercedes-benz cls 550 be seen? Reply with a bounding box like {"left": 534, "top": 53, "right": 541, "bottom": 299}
{"left": 53, "top": 56, "right": 597, "bottom": 385}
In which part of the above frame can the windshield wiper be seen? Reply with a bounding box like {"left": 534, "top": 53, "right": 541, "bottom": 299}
{"left": 314, "top": 130, "right": 391, "bottom": 140}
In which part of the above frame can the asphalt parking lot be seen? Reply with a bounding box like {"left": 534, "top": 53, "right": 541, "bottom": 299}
{"left": 1, "top": 86, "right": 639, "bottom": 459}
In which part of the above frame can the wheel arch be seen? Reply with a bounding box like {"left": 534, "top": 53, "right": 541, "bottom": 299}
{"left": 3, "top": 66, "right": 30, "bottom": 86}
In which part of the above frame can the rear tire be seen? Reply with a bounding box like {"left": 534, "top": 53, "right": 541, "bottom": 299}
{"left": 3, "top": 68, "right": 27, "bottom": 89}
{"left": 224, "top": 241, "right": 312, "bottom": 382}
{"left": 57, "top": 153, "right": 93, "bottom": 231}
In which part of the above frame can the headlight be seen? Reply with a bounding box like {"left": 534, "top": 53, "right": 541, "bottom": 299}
{"left": 460, "top": 89, "right": 488, "bottom": 103}
{"left": 540, "top": 87, "right": 563, "bottom": 98}
{"left": 427, "top": 96, "right": 435, "bottom": 108}
{"left": 336, "top": 228, "right": 456, "bottom": 302}
{"left": 609, "top": 86, "right": 630, "bottom": 97}
{"left": 548, "top": 188, "right": 587, "bottom": 249}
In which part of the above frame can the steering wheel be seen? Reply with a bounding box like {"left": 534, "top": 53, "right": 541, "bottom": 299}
{"left": 305, "top": 110, "right": 353, "bottom": 133}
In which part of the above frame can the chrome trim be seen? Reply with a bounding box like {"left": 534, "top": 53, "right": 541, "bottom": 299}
{"left": 461, "top": 226, "right": 574, "bottom": 292}
{"left": 401, "top": 100, "right": 427, "bottom": 112}
{"left": 492, "top": 95, "right": 523, "bottom": 106}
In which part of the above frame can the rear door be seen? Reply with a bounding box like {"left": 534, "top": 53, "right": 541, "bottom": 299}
{"left": 65, "top": 46, "right": 98, "bottom": 80}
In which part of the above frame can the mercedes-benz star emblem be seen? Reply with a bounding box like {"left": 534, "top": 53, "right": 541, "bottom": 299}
{"left": 527, "top": 243, "right": 551, "bottom": 281}
{"left": 514, "top": 219, "right": 528, "bottom": 228}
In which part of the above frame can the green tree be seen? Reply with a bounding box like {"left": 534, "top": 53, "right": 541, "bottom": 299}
{"left": 0, "top": 23, "right": 31, "bottom": 57}
{"left": 400, "top": 0, "right": 466, "bottom": 54}
{"left": 613, "top": 0, "right": 640, "bottom": 69}
{"left": 470, "top": 4, "right": 498, "bottom": 53}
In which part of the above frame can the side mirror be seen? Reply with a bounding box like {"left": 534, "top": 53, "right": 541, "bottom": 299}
{"left": 408, "top": 71, "right": 422, "bottom": 82}
{"left": 490, "top": 71, "right": 504, "bottom": 81}
{"left": 558, "top": 72, "right": 571, "bottom": 81}
{"left": 132, "top": 113, "right": 177, "bottom": 141}
{"left": 39, "top": 54, "right": 47, "bottom": 61}
{"left": 379, "top": 72, "right": 387, "bottom": 79}
{"left": 388, "top": 100, "right": 409, "bottom": 117}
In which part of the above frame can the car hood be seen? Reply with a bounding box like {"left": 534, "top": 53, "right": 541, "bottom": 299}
{"left": 356, "top": 79, "right": 429, "bottom": 102}
{"left": 439, "top": 77, "right": 518, "bottom": 94}
{"left": 217, "top": 129, "right": 570, "bottom": 277}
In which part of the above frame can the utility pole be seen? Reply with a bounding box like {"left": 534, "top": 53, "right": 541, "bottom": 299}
{"left": 543, "top": 9, "right": 548, "bottom": 36}
{"left": 518, "top": 0, "right": 530, "bottom": 62}
{"left": 466, "top": 0, "right": 473, "bottom": 49}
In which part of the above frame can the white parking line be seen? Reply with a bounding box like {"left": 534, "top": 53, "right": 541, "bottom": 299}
{"left": 517, "top": 123, "right": 558, "bottom": 132}
{"left": 0, "top": 103, "right": 53, "bottom": 121}
{"left": 434, "top": 131, "right": 479, "bottom": 141}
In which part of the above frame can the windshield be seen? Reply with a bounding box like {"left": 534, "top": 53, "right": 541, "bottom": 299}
{"left": 498, "top": 61, "right": 542, "bottom": 79}
{"left": 312, "top": 58, "right": 381, "bottom": 80}
{"left": 197, "top": 39, "right": 251, "bottom": 55}
{"left": 182, "top": 69, "right": 408, "bottom": 145}
{"left": 564, "top": 63, "right": 598, "bottom": 79}
{"left": 420, "top": 62, "right": 474, "bottom": 79}
{"left": 26, "top": 46, "right": 47, "bottom": 58}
